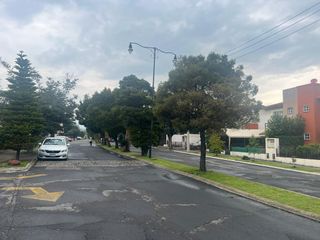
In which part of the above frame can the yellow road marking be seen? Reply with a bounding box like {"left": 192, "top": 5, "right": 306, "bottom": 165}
{"left": 0, "top": 174, "right": 47, "bottom": 181}
{"left": 1, "top": 187, "right": 64, "bottom": 202}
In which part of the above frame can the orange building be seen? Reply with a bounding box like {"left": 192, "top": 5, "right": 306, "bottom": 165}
{"left": 283, "top": 79, "right": 320, "bottom": 144}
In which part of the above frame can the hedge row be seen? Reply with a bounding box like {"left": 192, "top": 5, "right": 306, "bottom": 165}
{"left": 280, "top": 144, "right": 320, "bottom": 160}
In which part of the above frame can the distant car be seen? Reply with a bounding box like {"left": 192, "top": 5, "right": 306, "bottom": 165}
{"left": 37, "top": 137, "right": 69, "bottom": 160}
{"left": 76, "top": 136, "right": 82, "bottom": 140}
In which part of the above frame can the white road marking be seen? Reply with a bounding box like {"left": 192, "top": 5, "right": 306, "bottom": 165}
{"left": 159, "top": 203, "right": 198, "bottom": 208}
{"left": 102, "top": 188, "right": 154, "bottom": 203}
{"left": 102, "top": 189, "right": 128, "bottom": 197}
{"left": 29, "top": 203, "right": 80, "bottom": 212}
{"left": 174, "top": 180, "right": 200, "bottom": 190}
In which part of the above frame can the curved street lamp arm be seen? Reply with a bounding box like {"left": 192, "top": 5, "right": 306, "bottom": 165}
{"left": 129, "top": 42, "right": 155, "bottom": 51}
{"left": 157, "top": 48, "right": 176, "bottom": 57}
{"left": 129, "top": 42, "right": 177, "bottom": 58}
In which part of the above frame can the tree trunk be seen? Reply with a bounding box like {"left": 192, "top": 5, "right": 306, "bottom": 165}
{"left": 105, "top": 132, "right": 111, "bottom": 147}
{"left": 115, "top": 138, "right": 119, "bottom": 149}
{"left": 168, "top": 134, "right": 173, "bottom": 150}
{"left": 16, "top": 148, "right": 21, "bottom": 161}
{"left": 141, "top": 146, "right": 148, "bottom": 156}
{"left": 200, "top": 129, "right": 206, "bottom": 172}
{"left": 124, "top": 129, "right": 130, "bottom": 152}
{"left": 100, "top": 132, "right": 106, "bottom": 145}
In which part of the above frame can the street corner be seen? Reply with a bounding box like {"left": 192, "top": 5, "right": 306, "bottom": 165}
{"left": 0, "top": 159, "right": 37, "bottom": 174}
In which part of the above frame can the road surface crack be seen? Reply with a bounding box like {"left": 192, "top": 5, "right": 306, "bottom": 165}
{"left": 190, "top": 216, "right": 228, "bottom": 234}
{"left": 3, "top": 178, "right": 22, "bottom": 240}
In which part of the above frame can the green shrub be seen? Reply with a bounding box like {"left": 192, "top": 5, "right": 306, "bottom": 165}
{"left": 242, "top": 155, "right": 250, "bottom": 160}
{"left": 296, "top": 144, "right": 320, "bottom": 160}
{"left": 278, "top": 136, "right": 304, "bottom": 157}
{"left": 208, "top": 133, "right": 224, "bottom": 155}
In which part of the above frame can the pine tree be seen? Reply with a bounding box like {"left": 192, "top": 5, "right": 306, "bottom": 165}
{"left": 0, "top": 51, "right": 43, "bottom": 160}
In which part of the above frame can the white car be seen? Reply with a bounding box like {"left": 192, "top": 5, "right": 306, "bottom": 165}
{"left": 37, "top": 137, "right": 69, "bottom": 160}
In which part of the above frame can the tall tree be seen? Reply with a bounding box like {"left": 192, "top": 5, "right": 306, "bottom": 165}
{"left": 0, "top": 86, "right": 5, "bottom": 149}
{"left": 39, "top": 75, "right": 78, "bottom": 136}
{"left": 157, "top": 53, "right": 260, "bottom": 171}
{"left": 266, "top": 115, "right": 305, "bottom": 138}
{"left": 0, "top": 51, "right": 43, "bottom": 160}
{"left": 102, "top": 107, "right": 125, "bottom": 149}
{"left": 76, "top": 88, "right": 115, "bottom": 143}
{"left": 266, "top": 114, "right": 305, "bottom": 155}
{"left": 65, "top": 123, "right": 84, "bottom": 139}
{"left": 113, "top": 75, "right": 157, "bottom": 155}
{"left": 154, "top": 83, "right": 177, "bottom": 149}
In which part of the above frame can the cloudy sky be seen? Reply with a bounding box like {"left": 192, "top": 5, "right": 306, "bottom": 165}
{"left": 0, "top": 0, "right": 319, "bottom": 105}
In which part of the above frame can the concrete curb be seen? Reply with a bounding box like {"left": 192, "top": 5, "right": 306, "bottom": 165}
{"left": 97, "top": 145, "right": 134, "bottom": 161}
{"left": 171, "top": 149, "right": 320, "bottom": 176}
{"left": 101, "top": 146, "right": 320, "bottom": 223}
{"left": 0, "top": 158, "right": 37, "bottom": 173}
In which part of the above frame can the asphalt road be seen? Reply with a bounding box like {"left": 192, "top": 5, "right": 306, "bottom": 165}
{"left": 147, "top": 148, "right": 320, "bottom": 198}
{"left": 0, "top": 140, "right": 319, "bottom": 240}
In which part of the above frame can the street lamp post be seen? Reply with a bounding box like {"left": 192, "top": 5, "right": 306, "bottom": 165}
{"left": 128, "top": 42, "right": 177, "bottom": 158}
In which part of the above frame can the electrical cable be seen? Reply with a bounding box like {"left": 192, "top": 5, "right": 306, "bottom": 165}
{"left": 229, "top": 7, "right": 320, "bottom": 56}
{"left": 226, "top": 1, "right": 320, "bottom": 54}
{"left": 234, "top": 17, "right": 320, "bottom": 59}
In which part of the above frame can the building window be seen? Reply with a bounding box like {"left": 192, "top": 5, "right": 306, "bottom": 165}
{"left": 304, "top": 133, "right": 310, "bottom": 141}
{"left": 273, "top": 110, "right": 283, "bottom": 116}
{"left": 303, "top": 105, "right": 310, "bottom": 112}
{"left": 287, "top": 107, "right": 293, "bottom": 115}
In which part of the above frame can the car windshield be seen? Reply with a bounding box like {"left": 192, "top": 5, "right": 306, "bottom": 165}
{"left": 43, "top": 139, "right": 65, "bottom": 145}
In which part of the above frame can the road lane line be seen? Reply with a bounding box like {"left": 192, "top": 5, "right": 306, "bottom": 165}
{"left": 0, "top": 174, "right": 47, "bottom": 181}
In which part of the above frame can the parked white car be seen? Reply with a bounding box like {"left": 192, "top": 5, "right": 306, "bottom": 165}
{"left": 37, "top": 137, "right": 69, "bottom": 160}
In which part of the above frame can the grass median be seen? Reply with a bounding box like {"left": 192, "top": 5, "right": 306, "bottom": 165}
{"left": 0, "top": 160, "right": 29, "bottom": 168}
{"left": 101, "top": 145, "right": 320, "bottom": 219}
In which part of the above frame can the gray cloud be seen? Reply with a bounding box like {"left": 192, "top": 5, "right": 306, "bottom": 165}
{"left": 0, "top": 0, "right": 319, "bottom": 103}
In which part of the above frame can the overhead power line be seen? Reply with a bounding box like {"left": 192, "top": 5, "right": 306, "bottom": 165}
{"left": 226, "top": 1, "right": 320, "bottom": 54}
{"left": 229, "top": 6, "right": 320, "bottom": 56}
{"left": 234, "top": 17, "right": 320, "bottom": 59}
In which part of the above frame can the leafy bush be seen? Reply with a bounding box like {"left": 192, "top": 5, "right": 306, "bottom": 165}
{"left": 296, "top": 144, "right": 320, "bottom": 160}
{"left": 266, "top": 115, "right": 305, "bottom": 158}
{"left": 242, "top": 155, "right": 250, "bottom": 160}
{"left": 208, "top": 133, "right": 224, "bottom": 155}
{"left": 279, "top": 146, "right": 297, "bottom": 157}
{"left": 266, "top": 115, "right": 305, "bottom": 138}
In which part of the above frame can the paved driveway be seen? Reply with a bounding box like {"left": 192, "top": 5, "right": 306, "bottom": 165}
{"left": 0, "top": 140, "right": 319, "bottom": 240}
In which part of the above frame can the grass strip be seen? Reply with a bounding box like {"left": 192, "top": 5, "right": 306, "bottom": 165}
{"left": 102, "top": 145, "right": 320, "bottom": 218}
{"left": 0, "top": 160, "right": 29, "bottom": 168}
